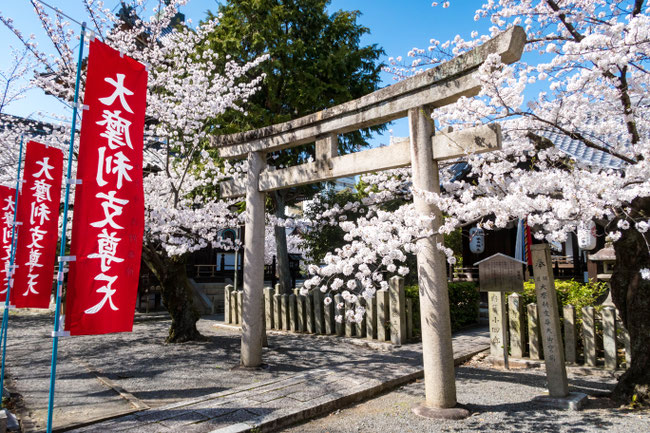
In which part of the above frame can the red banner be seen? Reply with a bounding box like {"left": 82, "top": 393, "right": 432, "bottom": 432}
{"left": 12, "top": 141, "right": 63, "bottom": 308}
{"left": 65, "top": 40, "right": 147, "bottom": 335}
{"left": 0, "top": 185, "right": 17, "bottom": 303}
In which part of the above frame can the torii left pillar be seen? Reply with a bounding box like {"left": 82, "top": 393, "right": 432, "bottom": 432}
{"left": 241, "top": 151, "right": 266, "bottom": 367}
{"left": 409, "top": 106, "right": 469, "bottom": 419}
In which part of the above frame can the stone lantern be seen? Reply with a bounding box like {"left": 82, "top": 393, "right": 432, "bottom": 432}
{"left": 587, "top": 243, "right": 616, "bottom": 307}
{"left": 587, "top": 243, "right": 616, "bottom": 283}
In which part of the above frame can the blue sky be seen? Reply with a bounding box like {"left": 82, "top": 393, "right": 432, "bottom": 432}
{"left": 0, "top": 0, "right": 490, "bottom": 142}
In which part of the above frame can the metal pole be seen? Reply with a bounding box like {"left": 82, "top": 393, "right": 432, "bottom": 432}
{"left": 46, "top": 22, "right": 86, "bottom": 433}
{"left": 0, "top": 135, "right": 26, "bottom": 395}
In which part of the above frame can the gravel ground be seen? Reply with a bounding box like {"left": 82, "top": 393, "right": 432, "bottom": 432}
{"left": 282, "top": 353, "right": 650, "bottom": 433}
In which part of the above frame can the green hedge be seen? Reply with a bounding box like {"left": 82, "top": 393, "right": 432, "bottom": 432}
{"left": 519, "top": 279, "right": 608, "bottom": 325}
{"left": 405, "top": 281, "right": 479, "bottom": 337}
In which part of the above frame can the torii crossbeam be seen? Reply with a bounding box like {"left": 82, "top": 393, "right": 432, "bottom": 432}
{"left": 211, "top": 26, "right": 525, "bottom": 417}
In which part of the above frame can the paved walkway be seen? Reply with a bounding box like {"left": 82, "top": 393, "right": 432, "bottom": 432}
{"left": 3, "top": 311, "right": 488, "bottom": 432}
{"left": 68, "top": 328, "right": 487, "bottom": 432}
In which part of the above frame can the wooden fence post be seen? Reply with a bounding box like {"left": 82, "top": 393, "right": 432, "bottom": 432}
{"left": 508, "top": 293, "right": 525, "bottom": 358}
{"left": 264, "top": 287, "right": 274, "bottom": 329}
{"left": 377, "top": 289, "right": 390, "bottom": 341}
{"left": 366, "top": 297, "right": 377, "bottom": 340}
{"left": 295, "top": 289, "right": 305, "bottom": 332}
{"left": 236, "top": 290, "right": 243, "bottom": 325}
{"left": 334, "top": 294, "right": 344, "bottom": 336}
{"left": 324, "top": 296, "right": 334, "bottom": 334}
{"left": 390, "top": 276, "right": 407, "bottom": 345}
{"left": 273, "top": 292, "right": 282, "bottom": 330}
{"left": 282, "top": 294, "right": 290, "bottom": 331}
{"left": 289, "top": 294, "right": 297, "bottom": 332}
{"left": 602, "top": 307, "right": 617, "bottom": 370}
{"left": 356, "top": 299, "right": 367, "bottom": 338}
{"left": 563, "top": 305, "right": 577, "bottom": 364}
{"left": 582, "top": 306, "right": 596, "bottom": 367}
{"left": 305, "top": 292, "right": 315, "bottom": 333}
{"left": 313, "top": 290, "right": 324, "bottom": 334}
{"left": 527, "top": 303, "right": 541, "bottom": 360}
{"left": 345, "top": 302, "right": 354, "bottom": 337}
{"left": 225, "top": 285, "right": 233, "bottom": 324}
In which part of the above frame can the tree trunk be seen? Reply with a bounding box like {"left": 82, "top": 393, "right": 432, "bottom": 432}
{"left": 610, "top": 196, "right": 650, "bottom": 406}
{"left": 142, "top": 244, "right": 204, "bottom": 343}
{"left": 273, "top": 190, "right": 293, "bottom": 293}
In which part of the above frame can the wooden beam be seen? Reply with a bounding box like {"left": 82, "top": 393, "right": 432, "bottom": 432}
{"left": 220, "top": 124, "right": 501, "bottom": 198}
{"left": 211, "top": 26, "right": 525, "bottom": 159}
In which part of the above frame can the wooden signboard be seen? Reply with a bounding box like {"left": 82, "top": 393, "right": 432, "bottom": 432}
{"left": 475, "top": 253, "right": 527, "bottom": 370}
{"left": 475, "top": 253, "right": 526, "bottom": 292}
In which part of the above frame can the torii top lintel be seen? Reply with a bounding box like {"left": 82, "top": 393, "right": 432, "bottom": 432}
{"left": 210, "top": 26, "right": 526, "bottom": 160}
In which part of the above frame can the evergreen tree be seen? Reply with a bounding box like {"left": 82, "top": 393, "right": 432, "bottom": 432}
{"left": 206, "top": 0, "right": 385, "bottom": 292}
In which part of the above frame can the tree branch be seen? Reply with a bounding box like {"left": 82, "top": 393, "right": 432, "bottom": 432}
{"left": 545, "top": 0, "right": 584, "bottom": 42}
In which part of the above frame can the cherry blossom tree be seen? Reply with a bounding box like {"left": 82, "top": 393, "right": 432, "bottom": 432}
{"left": 0, "top": 47, "right": 35, "bottom": 115}
{"left": 304, "top": 0, "right": 649, "bottom": 405}
{"left": 1, "top": 0, "right": 267, "bottom": 342}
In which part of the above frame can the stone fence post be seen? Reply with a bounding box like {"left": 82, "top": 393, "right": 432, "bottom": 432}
{"left": 389, "top": 276, "right": 407, "bottom": 345}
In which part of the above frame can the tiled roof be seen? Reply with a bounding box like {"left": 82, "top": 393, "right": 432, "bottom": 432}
{"left": 536, "top": 126, "right": 626, "bottom": 169}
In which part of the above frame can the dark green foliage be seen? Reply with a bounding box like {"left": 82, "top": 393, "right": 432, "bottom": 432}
{"left": 404, "top": 285, "right": 421, "bottom": 337}
{"left": 448, "top": 281, "right": 480, "bottom": 331}
{"left": 301, "top": 188, "right": 362, "bottom": 264}
{"left": 205, "top": 0, "right": 385, "bottom": 163}
{"left": 445, "top": 227, "right": 464, "bottom": 267}
{"left": 204, "top": 0, "right": 386, "bottom": 292}
{"left": 405, "top": 281, "right": 479, "bottom": 337}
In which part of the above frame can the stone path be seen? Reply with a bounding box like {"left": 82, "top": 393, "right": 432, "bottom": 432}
{"left": 3, "top": 310, "right": 487, "bottom": 432}
{"left": 68, "top": 328, "right": 488, "bottom": 433}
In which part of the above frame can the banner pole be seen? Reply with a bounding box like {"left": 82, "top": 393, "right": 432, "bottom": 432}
{"left": 46, "top": 22, "right": 86, "bottom": 433}
{"left": 0, "top": 134, "right": 25, "bottom": 396}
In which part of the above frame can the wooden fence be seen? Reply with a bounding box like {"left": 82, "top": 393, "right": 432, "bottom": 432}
{"left": 224, "top": 276, "right": 415, "bottom": 345}
{"left": 490, "top": 293, "right": 631, "bottom": 370}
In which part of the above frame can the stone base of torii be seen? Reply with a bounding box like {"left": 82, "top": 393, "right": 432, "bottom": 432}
{"left": 211, "top": 26, "right": 526, "bottom": 416}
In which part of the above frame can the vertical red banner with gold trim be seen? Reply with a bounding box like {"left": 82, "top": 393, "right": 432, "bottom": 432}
{"left": 12, "top": 141, "right": 63, "bottom": 308}
{"left": 65, "top": 40, "right": 147, "bottom": 335}
{"left": 0, "top": 185, "right": 17, "bottom": 303}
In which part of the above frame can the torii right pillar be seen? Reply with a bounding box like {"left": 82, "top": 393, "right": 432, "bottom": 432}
{"left": 409, "top": 106, "right": 469, "bottom": 419}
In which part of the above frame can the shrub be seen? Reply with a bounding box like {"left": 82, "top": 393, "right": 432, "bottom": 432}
{"left": 405, "top": 281, "right": 479, "bottom": 337}
{"left": 520, "top": 279, "right": 608, "bottom": 323}
{"left": 448, "top": 282, "right": 480, "bottom": 331}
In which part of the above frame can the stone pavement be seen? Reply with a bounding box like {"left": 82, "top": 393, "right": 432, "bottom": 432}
{"left": 67, "top": 328, "right": 488, "bottom": 432}
{"left": 3, "top": 310, "right": 487, "bottom": 432}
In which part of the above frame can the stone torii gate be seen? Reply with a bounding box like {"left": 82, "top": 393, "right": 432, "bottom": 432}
{"left": 212, "top": 26, "right": 525, "bottom": 417}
